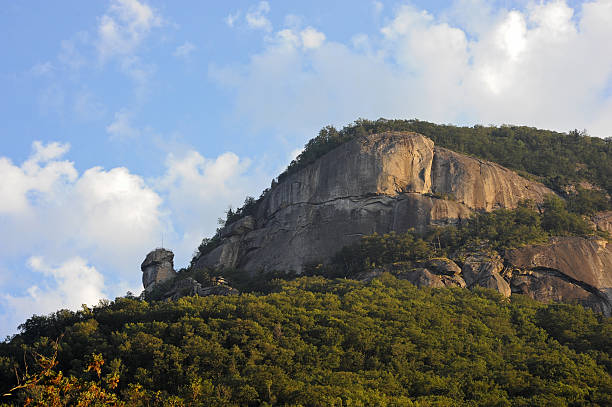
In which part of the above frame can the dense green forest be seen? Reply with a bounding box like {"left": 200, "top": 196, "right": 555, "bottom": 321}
{"left": 2, "top": 277, "right": 611, "bottom": 406}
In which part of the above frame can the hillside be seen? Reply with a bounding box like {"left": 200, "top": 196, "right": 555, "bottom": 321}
{"left": 1, "top": 277, "right": 611, "bottom": 406}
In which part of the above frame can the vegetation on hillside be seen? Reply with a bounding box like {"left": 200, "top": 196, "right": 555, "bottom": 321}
{"left": 1, "top": 276, "right": 611, "bottom": 406}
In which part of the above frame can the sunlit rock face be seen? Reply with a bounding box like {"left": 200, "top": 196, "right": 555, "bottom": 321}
{"left": 195, "top": 132, "right": 554, "bottom": 274}
{"left": 506, "top": 237, "right": 612, "bottom": 316}
{"left": 142, "top": 248, "right": 176, "bottom": 292}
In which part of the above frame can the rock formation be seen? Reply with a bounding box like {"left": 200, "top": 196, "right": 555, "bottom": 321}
{"left": 592, "top": 211, "right": 612, "bottom": 234}
{"left": 505, "top": 237, "right": 612, "bottom": 315}
{"left": 141, "top": 248, "right": 239, "bottom": 300}
{"left": 142, "top": 248, "right": 176, "bottom": 292}
{"left": 195, "top": 131, "right": 553, "bottom": 274}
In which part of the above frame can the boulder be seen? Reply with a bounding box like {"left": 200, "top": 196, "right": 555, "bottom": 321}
{"left": 424, "top": 258, "right": 462, "bottom": 276}
{"left": 142, "top": 249, "right": 176, "bottom": 292}
{"left": 472, "top": 269, "right": 511, "bottom": 297}
{"left": 461, "top": 252, "right": 504, "bottom": 287}
{"left": 398, "top": 268, "right": 445, "bottom": 288}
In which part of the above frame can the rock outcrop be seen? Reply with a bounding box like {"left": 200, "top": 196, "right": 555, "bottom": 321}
{"left": 592, "top": 211, "right": 612, "bottom": 234}
{"left": 505, "top": 237, "right": 612, "bottom": 315}
{"left": 142, "top": 248, "right": 176, "bottom": 292}
{"left": 195, "top": 132, "right": 553, "bottom": 274}
{"left": 161, "top": 277, "right": 239, "bottom": 301}
{"left": 141, "top": 248, "right": 239, "bottom": 300}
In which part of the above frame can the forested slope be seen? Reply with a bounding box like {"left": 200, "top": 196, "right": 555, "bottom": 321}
{"left": 1, "top": 277, "right": 611, "bottom": 406}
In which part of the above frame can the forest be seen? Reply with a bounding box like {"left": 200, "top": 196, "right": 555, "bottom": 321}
{"left": 1, "top": 277, "right": 611, "bottom": 406}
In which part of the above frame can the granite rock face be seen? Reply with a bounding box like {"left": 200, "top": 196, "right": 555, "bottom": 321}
{"left": 195, "top": 131, "right": 554, "bottom": 274}
{"left": 142, "top": 248, "right": 176, "bottom": 292}
{"left": 505, "top": 237, "right": 612, "bottom": 315}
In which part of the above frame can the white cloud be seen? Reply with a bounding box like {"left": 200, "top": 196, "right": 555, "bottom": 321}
{"left": 0, "top": 141, "right": 76, "bottom": 215}
{"left": 173, "top": 41, "right": 196, "bottom": 58}
{"left": 97, "top": 0, "right": 162, "bottom": 61}
{"left": 300, "top": 27, "right": 326, "bottom": 50}
{"left": 1, "top": 256, "right": 106, "bottom": 338}
{"left": 106, "top": 109, "right": 141, "bottom": 139}
{"left": 0, "top": 141, "right": 164, "bottom": 274}
{"left": 246, "top": 1, "right": 272, "bottom": 32}
{"left": 212, "top": 0, "right": 612, "bottom": 137}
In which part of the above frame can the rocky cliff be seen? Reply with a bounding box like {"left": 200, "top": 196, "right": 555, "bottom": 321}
{"left": 505, "top": 237, "right": 612, "bottom": 315}
{"left": 195, "top": 132, "right": 554, "bottom": 273}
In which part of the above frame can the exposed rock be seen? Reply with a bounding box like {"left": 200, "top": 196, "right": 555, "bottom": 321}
{"left": 423, "top": 258, "right": 462, "bottom": 276}
{"left": 162, "top": 277, "right": 239, "bottom": 301}
{"left": 398, "top": 268, "right": 445, "bottom": 288}
{"left": 592, "top": 211, "right": 612, "bottom": 234}
{"left": 432, "top": 148, "right": 553, "bottom": 211}
{"left": 220, "top": 216, "right": 256, "bottom": 238}
{"left": 460, "top": 252, "right": 510, "bottom": 297}
{"left": 505, "top": 237, "right": 612, "bottom": 315}
{"left": 472, "top": 269, "right": 511, "bottom": 297}
{"left": 195, "top": 132, "right": 553, "bottom": 274}
{"left": 510, "top": 270, "right": 609, "bottom": 314}
{"left": 439, "top": 274, "right": 467, "bottom": 288}
{"left": 461, "top": 252, "right": 504, "bottom": 287}
{"left": 142, "top": 249, "right": 176, "bottom": 292}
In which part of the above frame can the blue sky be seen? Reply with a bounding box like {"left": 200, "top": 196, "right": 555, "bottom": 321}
{"left": 1, "top": 0, "right": 612, "bottom": 338}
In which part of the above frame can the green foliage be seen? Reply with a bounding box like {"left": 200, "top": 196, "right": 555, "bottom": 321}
{"left": 426, "top": 198, "right": 599, "bottom": 256}
{"left": 315, "top": 231, "right": 435, "bottom": 277}
{"left": 1, "top": 277, "right": 611, "bottom": 405}
{"left": 540, "top": 195, "right": 593, "bottom": 237}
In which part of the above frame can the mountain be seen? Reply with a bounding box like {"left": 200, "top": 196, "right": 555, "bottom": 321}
{"left": 193, "top": 131, "right": 553, "bottom": 273}
{"left": 182, "top": 130, "right": 610, "bottom": 315}
{"left": 1, "top": 120, "right": 611, "bottom": 406}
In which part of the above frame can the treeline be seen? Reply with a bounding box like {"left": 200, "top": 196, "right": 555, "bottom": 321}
{"left": 1, "top": 277, "right": 611, "bottom": 406}
{"left": 280, "top": 119, "right": 612, "bottom": 202}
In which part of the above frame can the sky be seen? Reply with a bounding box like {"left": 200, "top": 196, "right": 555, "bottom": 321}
{"left": 1, "top": 0, "right": 612, "bottom": 338}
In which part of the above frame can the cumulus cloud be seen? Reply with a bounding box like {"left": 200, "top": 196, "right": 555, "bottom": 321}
{"left": 97, "top": 0, "right": 162, "bottom": 61}
{"left": 173, "top": 41, "right": 196, "bottom": 58}
{"left": 0, "top": 141, "right": 163, "bottom": 273}
{"left": 246, "top": 1, "right": 272, "bottom": 31}
{"left": 212, "top": 0, "right": 612, "bottom": 137}
{"left": 0, "top": 141, "right": 76, "bottom": 215}
{"left": 1, "top": 256, "right": 106, "bottom": 339}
